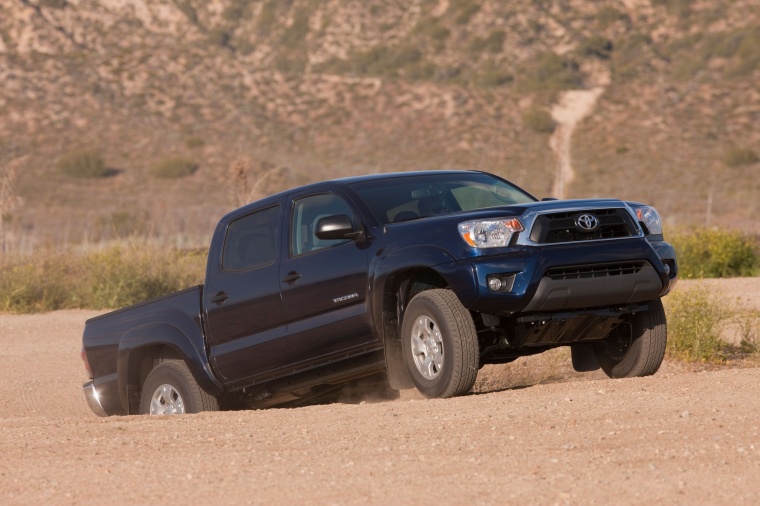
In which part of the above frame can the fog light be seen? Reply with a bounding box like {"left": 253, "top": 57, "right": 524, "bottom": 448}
{"left": 488, "top": 277, "right": 504, "bottom": 291}
{"left": 487, "top": 274, "right": 516, "bottom": 292}
{"left": 664, "top": 264, "right": 671, "bottom": 275}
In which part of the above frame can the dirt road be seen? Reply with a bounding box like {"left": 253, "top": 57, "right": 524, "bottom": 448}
{"left": 1, "top": 280, "right": 759, "bottom": 505}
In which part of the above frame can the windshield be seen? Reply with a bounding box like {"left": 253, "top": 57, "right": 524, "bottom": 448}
{"left": 349, "top": 172, "right": 536, "bottom": 225}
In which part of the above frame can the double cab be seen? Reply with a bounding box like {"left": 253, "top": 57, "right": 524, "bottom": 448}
{"left": 82, "top": 170, "right": 678, "bottom": 415}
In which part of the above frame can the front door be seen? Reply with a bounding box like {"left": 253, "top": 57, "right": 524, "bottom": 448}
{"left": 280, "top": 192, "right": 375, "bottom": 367}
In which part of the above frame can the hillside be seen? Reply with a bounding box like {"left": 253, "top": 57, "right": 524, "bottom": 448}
{"left": 1, "top": 0, "right": 759, "bottom": 249}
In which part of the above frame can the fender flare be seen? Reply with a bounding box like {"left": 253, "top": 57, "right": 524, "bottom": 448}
{"left": 370, "top": 246, "right": 476, "bottom": 390}
{"left": 117, "top": 323, "right": 224, "bottom": 414}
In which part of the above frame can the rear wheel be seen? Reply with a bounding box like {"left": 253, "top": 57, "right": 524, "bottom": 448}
{"left": 139, "top": 360, "right": 219, "bottom": 415}
{"left": 401, "top": 289, "right": 479, "bottom": 398}
{"left": 594, "top": 299, "right": 667, "bottom": 378}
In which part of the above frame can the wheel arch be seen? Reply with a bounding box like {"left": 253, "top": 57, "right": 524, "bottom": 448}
{"left": 376, "top": 266, "right": 450, "bottom": 390}
{"left": 117, "top": 323, "right": 224, "bottom": 414}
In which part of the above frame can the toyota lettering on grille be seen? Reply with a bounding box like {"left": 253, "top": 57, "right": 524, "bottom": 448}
{"left": 576, "top": 214, "right": 600, "bottom": 232}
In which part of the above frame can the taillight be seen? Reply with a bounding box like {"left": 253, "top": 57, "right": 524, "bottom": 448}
{"left": 81, "top": 347, "right": 93, "bottom": 379}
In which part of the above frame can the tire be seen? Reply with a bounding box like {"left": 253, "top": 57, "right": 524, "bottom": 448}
{"left": 401, "top": 289, "right": 479, "bottom": 398}
{"left": 593, "top": 299, "right": 667, "bottom": 378}
{"left": 139, "top": 360, "right": 219, "bottom": 415}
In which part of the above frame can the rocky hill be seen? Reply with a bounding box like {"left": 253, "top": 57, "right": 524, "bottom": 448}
{"left": 1, "top": 0, "right": 759, "bottom": 249}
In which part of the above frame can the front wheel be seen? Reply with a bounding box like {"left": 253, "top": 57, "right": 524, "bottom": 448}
{"left": 401, "top": 289, "right": 479, "bottom": 398}
{"left": 594, "top": 299, "right": 667, "bottom": 378}
{"left": 139, "top": 360, "right": 219, "bottom": 415}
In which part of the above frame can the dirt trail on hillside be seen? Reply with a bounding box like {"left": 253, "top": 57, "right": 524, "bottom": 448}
{"left": 549, "top": 87, "right": 605, "bottom": 199}
{"left": 1, "top": 279, "right": 759, "bottom": 505}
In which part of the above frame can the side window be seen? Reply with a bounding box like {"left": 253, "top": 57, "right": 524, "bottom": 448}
{"left": 291, "top": 194, "right": 354, "bottom": 256}
{"left": 222, "top": 206, "right": 279, "bottom": 271}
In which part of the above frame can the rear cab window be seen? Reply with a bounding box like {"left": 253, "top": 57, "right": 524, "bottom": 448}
{"left": 222, "top": 205, "right": 280, "bottom": 271}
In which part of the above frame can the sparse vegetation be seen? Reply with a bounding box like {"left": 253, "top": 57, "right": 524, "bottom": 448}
{"left": 0, "top": 158, "right": 24, "bottom": 254}
{"left": 0, "top": 246, "right": 206, "bottom": 312}
{"left": 150, "top": 157, "right": 198, "bottom": 179}
{"left": 522, "top": 106, "right": 555, "bottom": 134}
{"left": 467, "top": 30, "right": 506, "bottom": 55}
{"left": 452, "top": 0, "right": 481, "bottom": 25}
{"left": 473, "top": 60, "right": 513, "bottom": 87}
{"left": 724, "top": 147, "right": 759, "bottom": 167}
{"left": 521, "top": 52, "right": 583, "bottom": 92}
{"left": 96, "top": 211, "right": 148, "bottom": 240}
{"left": 738, "top": 311, "right": 760, "bottom": 359}
{"left": 596, "top": 6, "right": 627, "bottom": 28}
{"left": 39, "top": 0, "right": 67, "bottom": 9}
{"left": 57, "top": 149, "right": 109, "bottom": 178}
{"left": 184, "top": 136, "right": 205, "bottom": 149}
{"left": 579, "top": 35, "right": 613, "bottom": 60}
{"left": 664, "top": 283, "right": 729, "bottom": 363}
{"left": 317, "top": 44, "right": 435, "bottom": 81}
{"left": 227, "top": 157, "right": 290, "bottom": 207}
{"left": 670, "top": 229, "right": 758, "bottom": 278}
{"left": 611, "top": 33, "right": 652, "bottom": 81}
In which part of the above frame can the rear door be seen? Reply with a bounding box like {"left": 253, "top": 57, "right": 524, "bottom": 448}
{"left": 279, "top": 191, "right": 376, "bottom": 366}
{"left": 204, "top": 204, "right": 288, "bottom": 386}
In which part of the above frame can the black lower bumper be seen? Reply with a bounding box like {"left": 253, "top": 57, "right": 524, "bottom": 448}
{"left": 521, "top": 262, "right": 662, "bottom": 312}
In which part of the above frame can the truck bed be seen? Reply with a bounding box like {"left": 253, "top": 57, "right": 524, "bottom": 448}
{"left": 82, "top": 286, "right": 205, "bottom": 415}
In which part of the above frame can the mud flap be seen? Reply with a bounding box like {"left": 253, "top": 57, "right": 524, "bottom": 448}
{"left": 571, "top": 343, "right": 601, "bottom": 372}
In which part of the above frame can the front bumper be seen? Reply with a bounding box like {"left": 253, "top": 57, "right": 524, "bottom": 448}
{"left": 82, "top": 381, "right": 109, "bottom": 417}
{"left": 440, "top": 238, "right": 677, "bottom": 315}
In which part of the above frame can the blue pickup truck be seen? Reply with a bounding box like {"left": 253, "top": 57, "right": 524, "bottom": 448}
{"left": 82, "top": 170, "right": 677, "bottom": 416}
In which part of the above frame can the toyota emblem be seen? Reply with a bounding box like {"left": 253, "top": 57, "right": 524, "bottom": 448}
{"left": 576, "top": 214, "right": 600, "bottom": 232}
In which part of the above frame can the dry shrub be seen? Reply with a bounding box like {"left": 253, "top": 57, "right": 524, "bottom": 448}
{"left": 0, "top": 245, "right": 206, "bottom": 313}
{"left": 57, "top": 149, "right": 109, "bottom": 178}
{"left": 737, "top": 312, "right": 760, "bottom": 360}
{"left": 670, "top": 228, "right": 758, "bottom": 278}
{"left": 150, "top": 157, "right": 198, "bottom": 178}
{"left": 227, "top": 157, "right": 290, "bottom": 207}
{"left": 724, "top": 147, "right": 759, "bottom": 168}
{"left": 664, "top": 283, "right": 731, "bottom": 362}
{"left": 522, "top": 106, "right": 555, "bottom": 134}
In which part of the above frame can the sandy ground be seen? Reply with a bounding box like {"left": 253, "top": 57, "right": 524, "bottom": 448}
{"left": 1, "top": 279, "right": 759, "bottom": 505}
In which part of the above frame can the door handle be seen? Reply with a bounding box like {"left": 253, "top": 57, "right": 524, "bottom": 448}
{"left": 282, "top": 271, "right": 301, "bottom": 284}
{"left": 211, "top": 291, "right": 229, "bottom": 304}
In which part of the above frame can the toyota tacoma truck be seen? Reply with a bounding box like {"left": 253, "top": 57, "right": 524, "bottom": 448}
{"left": 82, "top": 170, "right": 678, "bottom": 416}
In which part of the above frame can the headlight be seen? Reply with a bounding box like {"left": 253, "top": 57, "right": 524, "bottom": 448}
{"left": 458, "top": 218, "right": 524, "bottom": 248}
{"left": 634, "top": 206, "right": 663, "bottom": 235}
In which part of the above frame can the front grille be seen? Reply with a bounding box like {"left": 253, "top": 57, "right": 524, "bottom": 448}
{"left": 546, "top": 262, "right": 645, "bottom": 281}
{"left": 529, "top": 208, "right": 638, "bottom": 244}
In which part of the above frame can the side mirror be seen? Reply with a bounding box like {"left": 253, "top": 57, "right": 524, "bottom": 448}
{"left": 541, "top": 197, "right": 558, "bottom": 201}
{"left": 315, "top": 214, "right": 364, "bottom": 241}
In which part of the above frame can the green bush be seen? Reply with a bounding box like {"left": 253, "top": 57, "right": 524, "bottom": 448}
{"left": 670, "top": 229, "right": 759, "bottom": 278}
{"left": 596, "top": 6, "right": 626, "bottom": 28}
{"left": 521, "top": 52, "right": 582, "bottom": 92}
{"left": 453, "top": 1, "right": 480, "bottom": 25}
{"left": 724, "top": 147, "right": 759, "bottom": 167}
{"left": 474, "top": 60, "right": 513, "bottom": 87}
{"left": 611, "top": 33, "right": 652, "bottom": 81}
{"left": 664, "top": 283, "right": 729, "bottom": 362}
{"left": 150, "top": 157, "right": 199, "bottom": 178}
{"left": 317, "top": 44, "right": 433, "bottom": 81}
{"left": 468, "top": 30, "right": 506, "bottom": 55}
{"left": 184, "top": 136, "right": 205, "bottom": 149}
{"left": 0, "top": 246, "right": 206, "bottom": 313}
{"left": 39, "top": 0, "right": 66, "bottom": 8}
{"left": 522, "top": 106, "right": 555, "bottom": 133}
{"left": 579, "top": 35, "right": 613, "bottom": 59}
{"left": 57, "top": 149, "right": 109, "bottom": 178}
